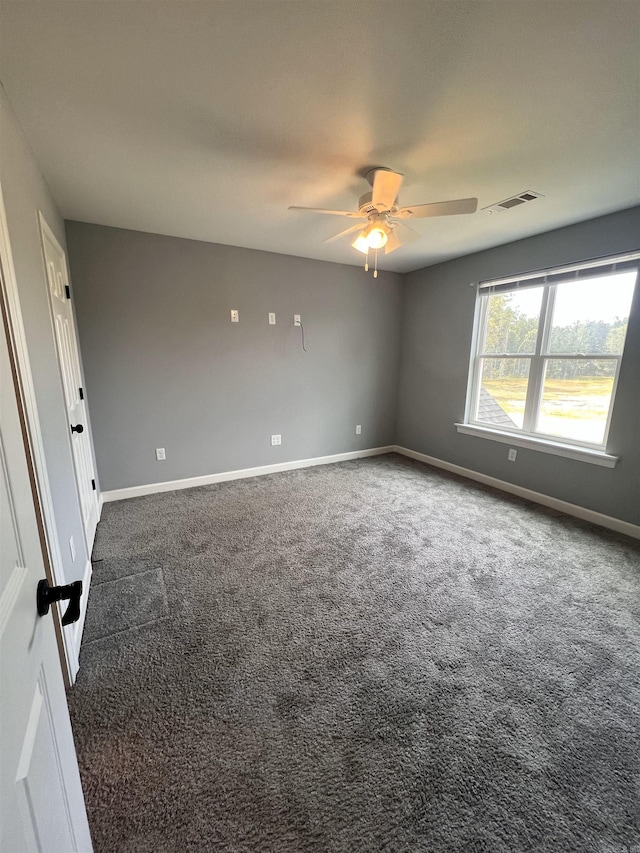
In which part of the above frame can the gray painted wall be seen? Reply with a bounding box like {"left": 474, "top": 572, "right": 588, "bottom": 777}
{"left": 65, "top": 222, "right": 403, "bottom": 491}
{"left": 396, "top": 206, "right": 640, "bottom": 526}
{"left": 0, "top": 86, "right": 94, "bottom": 583}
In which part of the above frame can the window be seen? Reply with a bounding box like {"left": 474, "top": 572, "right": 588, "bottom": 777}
{"left": 460, "top": 253, "right": 638, "bottom": 463}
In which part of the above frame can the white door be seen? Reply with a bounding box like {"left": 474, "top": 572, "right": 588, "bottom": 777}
{"left": 39, "top": 215, "right": 98, "bottom": 553}
{"left": 0, "top": 287, "right": 93, "bottom": 852}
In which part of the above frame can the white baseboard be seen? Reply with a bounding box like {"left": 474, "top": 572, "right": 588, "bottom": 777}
{"left": 73, "top": 559, "right": 92, "bottom": 668}
{"left": 97, "top": 493, "right": 104, "bottom": 520}
{"left": 99, "top": 442, "right": 638, "bottom": 539}
{"left": 101, "top": 446, "right": 395, "bottom": 502}
{"left": 394, "top": 445, "right": 640, "bottom": 540}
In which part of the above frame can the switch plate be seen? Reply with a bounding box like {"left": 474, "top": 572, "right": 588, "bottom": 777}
{"left": 508, "top": 448, "right": 517, "bottom": 461}
{"left": 156, "top": 447, "right": 166, "bottom": 461}
{"left": 269, "top": 312, "right": 276, "bottom": 325}
{"left": 271, "top": 434, "right": 282, "bottom": 446}
{"left": 356, "top": 425, "right": 362, "bottom": 435}
{"left": 69, "top": 535, "right": 76, "bottom": 562}
{"left": 230, "top": 309, "right": 239, "bottom": 323}
{"left": 294, "top": 314, "right": 301, "bottom": 326}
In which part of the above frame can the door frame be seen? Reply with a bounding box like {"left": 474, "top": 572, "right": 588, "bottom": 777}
{"left": 0, "top": 183, "right": 79, "bottom": 685}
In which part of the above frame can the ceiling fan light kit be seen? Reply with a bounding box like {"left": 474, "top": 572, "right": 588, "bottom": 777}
{"left": 351, "top": 217, "right": 392, "bottom": 277}
{"left": 289, "top": 168, "right": 479, "bottom": 276}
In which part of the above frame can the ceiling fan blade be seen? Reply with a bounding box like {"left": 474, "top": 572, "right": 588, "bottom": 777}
{"left": 396, "top": 197, "right": 478, "bottom": 219}
{"left": 371, "top": 169, "right": 404, "bottom": 211}
{"left": 288, "top": 206, "right": 364, "bottom": 218}
{"left": 384, "top": 229, "right": 403, "bottom": 254}
{"left": 324, "top": 223, "right": 364, "bottom": 244}
{"left": 391, "top": 221, "right": 420, "bottom": 243}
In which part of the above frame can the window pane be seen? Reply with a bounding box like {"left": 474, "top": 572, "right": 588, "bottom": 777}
{"left": 477, "top": 358, "right": 530, "bottom": 429}
{"left": 547, "top": 271, "right": 637, "bottom": 354}
{"left": 536, "top": 359, "right": 618, "bottom": 445}
{"left": 482, "top": 288, "right": 543, "bottom": 354}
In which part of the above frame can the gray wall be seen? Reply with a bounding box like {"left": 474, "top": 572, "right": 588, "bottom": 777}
{"left": 0, "top": 86, "right": 93, "bottom": 583}
{"left": 396, "top": 206, "right": 640, "bottom": 526}
{"left": 65, "top": 222, "right": 403, "bottom": 491}
{"left": 65, "top": 209, "right": 639, "bottom": 524}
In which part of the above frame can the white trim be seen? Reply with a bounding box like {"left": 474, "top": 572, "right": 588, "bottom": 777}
{"left": 99, "top": 441, "right": 638, "bottom": 540}
{"left": 394, "top": 445, "right": 639, "bottom": 540}
{"left": 97, "top": 492, "right": 104, "bottom": 520}
{"left": 463, "top": 293, "right": 484, "bottom": 423}
{"left": 0, "top": 183, "right": 78, "bottom": 685}
{"left": 454, "top": 423, "right": 618, "bottom": 467}
{"left": 73, "top": 560, "right": 92, "bottom": 652}
{"left": 102, "top": 446, "right": 395, "bottom": 502}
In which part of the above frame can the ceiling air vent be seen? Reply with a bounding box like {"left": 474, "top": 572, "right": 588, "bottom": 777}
{"left": 483, "top": 190, "right": 544, "bottom": 214}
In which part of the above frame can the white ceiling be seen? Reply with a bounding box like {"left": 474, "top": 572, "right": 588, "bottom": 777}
{"left": 1, "top": 1, "right": 639, "bottom": 273}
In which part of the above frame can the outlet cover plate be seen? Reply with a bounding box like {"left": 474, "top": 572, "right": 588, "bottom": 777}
{"left": 271, "top": 434, "right": 282, "bottom": 446}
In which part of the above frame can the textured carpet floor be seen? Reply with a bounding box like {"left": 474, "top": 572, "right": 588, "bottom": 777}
{"left": 68, "top": 454, "right": 640, "bottom": 853}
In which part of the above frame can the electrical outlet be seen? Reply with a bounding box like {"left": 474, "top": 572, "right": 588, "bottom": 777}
{"left": 294, "top": 314, "right": 301, "bottom": 326}
{"left": 271, "top": 434, "right": 282, "bottom": 446}
{"left": 230, "top": 309, "right": 239, "bottom": 323}
{"left": 269, "top": 312, "right": 276, "bottom": 325}
{"left": 356, "top": 425, "right": 362, "bottom": 435}
{"left": 156, "top": 447, "right": 166, "bottom": 461}
{"left": 508, "top": 448, "right": 517, "bottom": 462}
{"left": 69, "top": 535, "right": 76, "bottom": 562}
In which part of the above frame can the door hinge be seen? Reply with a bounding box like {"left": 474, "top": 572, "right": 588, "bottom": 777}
{"left": 65, "top": 284, "right": 71, "bottom": 300}
{"left": 91, "top": 479, "right": 96, "bottom": 491}
{"left": 79, "top": 387, "right": 84, "bottom": 400}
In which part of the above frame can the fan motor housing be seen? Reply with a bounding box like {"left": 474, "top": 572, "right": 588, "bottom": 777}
{"left": 358, "top": 192, "right": 398, "bottom": 216}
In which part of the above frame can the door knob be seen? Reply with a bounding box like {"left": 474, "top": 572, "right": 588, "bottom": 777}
{"left": 70, "top": 423, "right": 84, "bottom": 434}
{"left": 37, "top": 579, "right": 83, "bottom": 626}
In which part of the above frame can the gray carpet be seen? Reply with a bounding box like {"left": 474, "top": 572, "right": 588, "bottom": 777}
{"left": 68, "top": 454, "right": 640, "bottom": 853}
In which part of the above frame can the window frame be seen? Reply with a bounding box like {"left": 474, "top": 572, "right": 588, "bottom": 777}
{"left": 462, "top": 253, "right": 639, "bottom": 458}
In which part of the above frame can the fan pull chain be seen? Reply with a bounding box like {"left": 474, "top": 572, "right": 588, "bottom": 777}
{"left": 374, "top": 248, "right": 378, "bottom": 278}
{"left": 364, "top": 248, "right": 369, "bottom": 273}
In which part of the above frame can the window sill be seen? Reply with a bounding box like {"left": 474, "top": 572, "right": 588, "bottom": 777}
{"left": 454, "top": 423, "right": 619, "bottom": 468}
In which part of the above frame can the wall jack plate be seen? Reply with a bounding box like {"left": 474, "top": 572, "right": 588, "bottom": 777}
{"left": 294, "top": 315, "right": 301, "bottom": 326}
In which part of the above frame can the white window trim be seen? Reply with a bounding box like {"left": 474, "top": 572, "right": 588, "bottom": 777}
{"left": 454, "top": 423, "right": 618, "bottom": 467}
{"left": 461, "top": 252, "right": 639, "bottom": 464}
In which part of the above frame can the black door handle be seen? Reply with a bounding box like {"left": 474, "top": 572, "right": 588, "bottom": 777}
{"left": 37, "top": 579, "right": 83, "bottom": 625}
{"left": 71, "top": 423, "right": 84, "bottom": 434}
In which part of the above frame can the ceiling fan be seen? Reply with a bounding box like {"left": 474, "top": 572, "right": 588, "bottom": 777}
{"left": 289, "top": 168, "right": 478, "bottom": 276}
